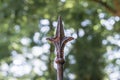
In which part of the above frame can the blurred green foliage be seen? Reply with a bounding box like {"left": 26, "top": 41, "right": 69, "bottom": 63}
{"left": 0, "top": 0, "right": 120, "bottom": 80}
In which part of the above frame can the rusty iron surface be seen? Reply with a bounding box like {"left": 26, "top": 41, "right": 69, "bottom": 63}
{"left": 47, "top": 16, "right": 74, "bottom": 80}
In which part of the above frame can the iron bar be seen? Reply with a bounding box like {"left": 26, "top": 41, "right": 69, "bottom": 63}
{"left": 47, "top": 16, "right": 74, "bottom": 80}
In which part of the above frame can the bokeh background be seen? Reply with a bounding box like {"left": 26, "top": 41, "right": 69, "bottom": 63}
{"left": 0, "top": 0, "right": 120, "bottom": 80}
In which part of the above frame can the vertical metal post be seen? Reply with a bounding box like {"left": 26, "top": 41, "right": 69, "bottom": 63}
{"left": 47, "top": 16, "right": 74, "bottom": 80}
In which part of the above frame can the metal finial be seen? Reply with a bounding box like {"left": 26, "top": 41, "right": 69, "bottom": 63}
{"left": 47, "top": 16, "right": 74, "bottom": 80}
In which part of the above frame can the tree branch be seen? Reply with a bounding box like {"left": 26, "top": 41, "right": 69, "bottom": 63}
{"left": 92, "top": 0, "right": 118, "bottom": 16}
{"left": 113, "top": 0, "right": 120, "bottom": 16}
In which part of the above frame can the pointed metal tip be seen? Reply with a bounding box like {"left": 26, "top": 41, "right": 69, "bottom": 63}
{"left": 58, "top": 15, "right": 62, "bottom": 19}
{"left": 56, "top": 16, "right": 65, "bottom": 37}
{"left": 57, "top": 16, "right": 63, "bottom": 27}
{"left": 58, "top": 16, "right": 62, "bottom": 23}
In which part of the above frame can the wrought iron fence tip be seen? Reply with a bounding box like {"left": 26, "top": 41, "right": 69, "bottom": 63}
{"left": 46, "top": 16, "right": 74, "bottom": 80}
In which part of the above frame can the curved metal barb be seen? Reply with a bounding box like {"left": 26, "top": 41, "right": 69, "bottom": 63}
{"left": 46, "top": 16, "right": 74, "bottom": 80}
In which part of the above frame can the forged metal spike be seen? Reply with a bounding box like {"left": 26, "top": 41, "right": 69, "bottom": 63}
{"left": 46, "top": 16, "right": 74, "bottom": 80}
{"left": 55, "top": 16, "right": 65, "bottom": 39}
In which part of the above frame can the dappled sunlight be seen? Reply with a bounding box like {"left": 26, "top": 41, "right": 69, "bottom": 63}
{"left": 14, "top": 25, "right": 20, "bottom": 33}
{"left": 1, "top": 1, "right": 120, "bottom": 79}
{"left": 40, "top": 19, "right": 49, "bottom": 26}
{"left": 81, "top": 2, "right": 88, "bottom": 8}
{"left": 65, "top": 28, "right": 75, "bottom": 37}
{"left": 1, "top": 16, "right": 120, "bottom": 80}
{"left": 102, "top": 39, "right": 108, "bottom": 45}
{"left": 20, "top": 37, "right": 31, "bottom": 46}
{"left": 68, "top": 55, "right": 76, "bottom": 64}
{"left": 60, "top": 0, "right": 66, "bottom": 2}
{"left": 40, "top": 55, "right": 48, "bottom": 61}
{"left": 100, "top": 16, "right": 120, "bottom": 31}
{"left": 42, "top": 43, "right": 50, "bottom": 53}
{"left": 81, "top": 19, "right": 91, "bottom": 27}
{"left": 10, "top": 51, "right": 32, "bottom": 77}
{"left": 32, "top": 59, "right": 47, "bottom": 71}
{"left": 32, "top": 46, "right": 43, "bottom": 57}
{"left": 104, "top": 34, "right": 120, "bottom": 80}
{"left": 98, "top": 13, "right": 105, "bottom": 19}
{"left": 52, "top": 21, "right": 57, "bottom": 27}
{"left": 10, "top": 64, "right": 32, "bottom": 77}
{"left": 105, "top": 64, "right": 120, "bottom": 80}
{"left": 33, "top": 32, "right": 40, "bottom": 43}
{"left": 106, "top": 50, "right": 120, "bottom": 61}
{"left": 0, "top": 44, "right": 49, "bottom": 77}
{"left": 107, "top": 35, "right": 120, "bottom": 47}
{"left": 40, "top": 26, "right": 50, "bottom": 33}
{"left": 79, "top": 29, "right": 85, "bottom": 37}
{"left": 41, "top": 37, "right": 48, "bottom": 43}
{"left": 114, "top": 16, "right": 120, "bottom": 21}
{"left": 72, "top": 33, "right": 77, "bottom": 39}
{"left": 100, "top": 19, "right": 114, "bottom": 30}
{"left": 1, "top": 63, "right": 9, "bottom": 76}
{"left": 68, "top": 73, "right": 76, "bottom": 80}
